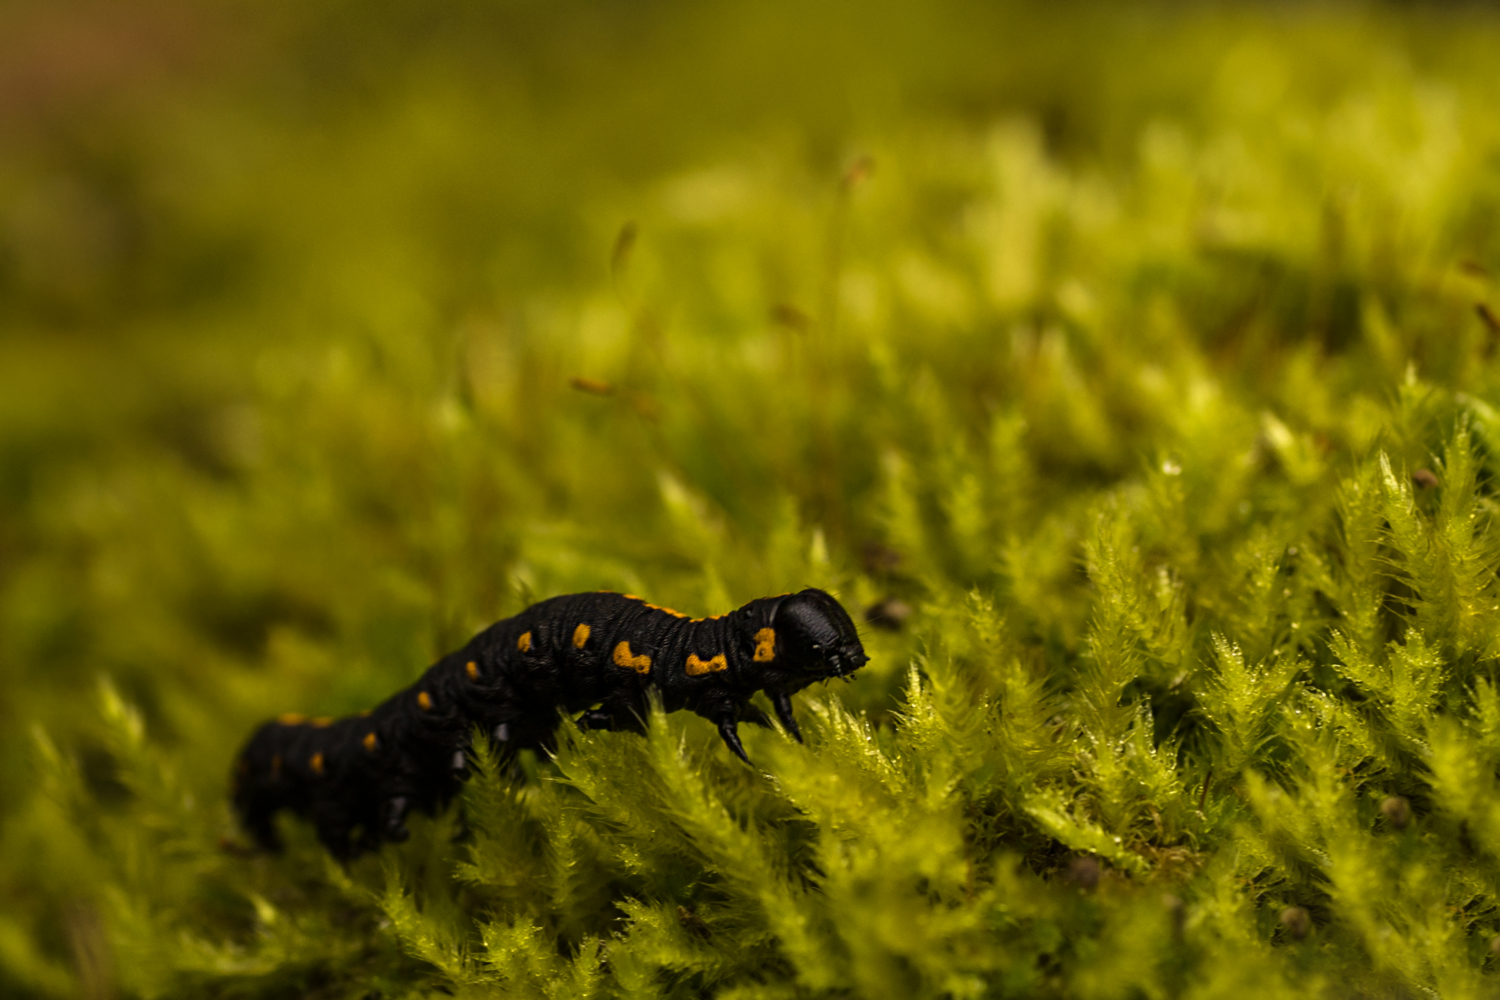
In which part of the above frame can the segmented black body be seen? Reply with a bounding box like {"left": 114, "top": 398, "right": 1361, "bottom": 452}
{"left": 232, "top": 589, "right": 867, "bottom": 860}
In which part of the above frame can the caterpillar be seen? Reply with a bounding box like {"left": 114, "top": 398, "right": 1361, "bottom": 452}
{"left": 232, "top": 589, "right": 868, "bottom": 860}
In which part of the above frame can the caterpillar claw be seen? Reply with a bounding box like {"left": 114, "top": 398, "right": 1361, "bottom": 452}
{"left": 384, "top": 796, "right": 411, "bottom": 843}
{"left": 717, "top": 718, "right": 752, "bottom": 765}
{"left": 771, "top": 691, "right": 803, "bottom": 743}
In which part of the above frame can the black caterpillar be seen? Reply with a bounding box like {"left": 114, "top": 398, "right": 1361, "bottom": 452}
{"left": 232, "top": 589, "right": 868, "bottom": 860}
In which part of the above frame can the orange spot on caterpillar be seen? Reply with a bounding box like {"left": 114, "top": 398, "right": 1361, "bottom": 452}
{"left": 612, "top": 641, "right": 652, "bottom": 674}
{"left": 466, "top": 661, "right": 480, "bottom": 681}
{"left": 312, "top": 717, "right": 334, "bottom": 727}
{"left": 518, "top": 631, "right": 532, "bottom": 652}
{"left": 270, "top": 754, "right": 282, "bottom": 780}
{"left": 686, "top": 653, "right": 728, "bottom": 676}
{"left": 418, "top": 691, "right": 433, "bottom": 711}
{"left": 753, "top": 628, "right": 777, "bottom": 662}
{"left": 626, "top": 594, "right": 692, "bottom": 619}
{"left": 278, "top": 713, "right": 306, "bottom": 725}
{"left": 310, "top": 752, "right": 325, "bottom": 776}
{"left": 363, "top": 732, "right": 378, "bottom": 752}
{"left": 573, "top": 624, "right": 591, "bottom": 648}
{"left": 623, "top": 593, "right": 730, "bottom": 622}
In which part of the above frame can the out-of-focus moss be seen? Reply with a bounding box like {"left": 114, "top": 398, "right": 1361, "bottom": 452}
{"left": 8, "top": 1, "right": 1500, "bottom": 996}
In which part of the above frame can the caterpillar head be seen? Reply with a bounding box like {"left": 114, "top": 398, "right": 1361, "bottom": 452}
{"left": 761, "top": 589, "right": 868, "bottom": 679}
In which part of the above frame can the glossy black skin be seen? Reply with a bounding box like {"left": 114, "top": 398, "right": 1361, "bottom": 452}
{"left": 232, "top": 588, "right": 867, "bottom": 860}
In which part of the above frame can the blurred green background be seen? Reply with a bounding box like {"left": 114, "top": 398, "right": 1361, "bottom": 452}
{"left": 8, "top": 0, "right": 1500, "bottom": 995}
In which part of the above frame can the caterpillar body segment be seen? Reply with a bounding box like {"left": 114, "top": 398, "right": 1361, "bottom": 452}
{"left": 232, "top": 588, "right": 867, "bottom": 860}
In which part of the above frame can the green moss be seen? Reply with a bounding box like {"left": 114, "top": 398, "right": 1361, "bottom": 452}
{"left": 9, "top": 1, "right": 1500, "bottom": 996}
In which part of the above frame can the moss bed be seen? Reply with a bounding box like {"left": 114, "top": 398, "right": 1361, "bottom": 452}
{"left": 7, "top": 2, "right": 1500, "bottom": 996}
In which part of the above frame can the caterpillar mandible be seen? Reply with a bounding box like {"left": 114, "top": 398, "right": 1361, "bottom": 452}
{"left": 232, "top": 589, "right": 868, "bottom": 860}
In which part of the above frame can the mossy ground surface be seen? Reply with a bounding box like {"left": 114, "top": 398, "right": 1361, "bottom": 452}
{"left": 7, "top": 2, "right": 1500, "bottom": 997}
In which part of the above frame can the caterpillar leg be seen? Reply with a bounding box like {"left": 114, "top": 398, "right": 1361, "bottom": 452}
{"left": 741, "top": 704, "right": 774, "bottom": 729}
{"left": 577, "top": 701, "right": 648, "bottom": 735}
{"left": 770, "top": 691, "right": 803, "bottom": 743}
{"left": 577, "top": 709, "right": 616, "bottom": 731}
{"left": 312, "top": 803, "right": 358, "bottom": 862}
{"left": 241, "top": 801, "right": 284, "bottom": 853}
{"left": 384, "top": 796, "right": 411, "bottom": 843}
{"left": 716, "top": 717, "right": 751, "bottom": 765}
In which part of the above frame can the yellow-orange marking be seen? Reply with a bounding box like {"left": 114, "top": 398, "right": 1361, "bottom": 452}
{"left": 624, "top": 593, "right": 731, "bottom": 621}
{"left": 363, "top": 732, "right": 378, "bottom": 752}
{"left": 310, "top": 752, "right": 325, "bottom": 775}
{"left": 754, "top": 628, "right": 777, "bottom": 662}
{"left": 625, "top": 594, "right": 689, "bottom": 618}
{"left": 612, "top": 641, "right": 653, "bottom": 675}
{"left": 278, "top": 713, "right": 306, "bottom": 725}
{"left": 418, "top": 691, "right": 433, "bottom": 711}
{"left": 686, "top": 653, "right": 729, "bottom": 676}
{"left": 573, "top": 623, "right": 591, "bottom": 648}
{"left": 466, "top": 661, "right": 480, "bottom": 681}
{"left": 270, "top": 754, "right": 282, "bottom": 779}
{"left": 518, "top": 631, "right": 532, "bottom": 652}
{"left": 312, "top": 716, "right": 333, "bottom": 727}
